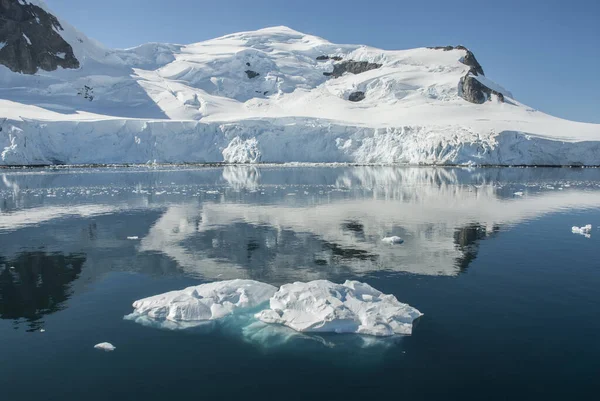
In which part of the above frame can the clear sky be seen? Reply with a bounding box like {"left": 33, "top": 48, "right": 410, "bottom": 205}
{"left": 47, "top": 0, "right": 600, "bottom": 123}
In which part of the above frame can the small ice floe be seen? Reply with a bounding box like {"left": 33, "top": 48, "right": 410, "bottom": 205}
{"left": 205, "top": 190, "right": 220, "bottom": 195}
{"left": 40, "top": 329, "right": 45, "bottom": 333}
{"left": 126, "top": 236, "right": 139, "bottom": 240}
{"left": 256, "top": 280, "right": 422, "bottom": 337}
{"left": 382, "top": 236, "right": 404, "bottom": 245}
{"left": 513, "top": 191, "right": 524, "bottom": 196}
{"left": 572, "top": 224, "right": 592, "bottom": 238}
{"left": 94, "top": 342, "right": 116, "bottom": 352}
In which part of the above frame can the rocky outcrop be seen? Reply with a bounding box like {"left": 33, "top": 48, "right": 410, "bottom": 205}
{"left": 430, "top": 45, "right": 500, "bottom": 104}
{"left": 348, "top": 91, "right": 365, "bottom": 102}
{"left": 428, "top": 45, "right": 484, "bottom": 76}
{"left": 245, "top": 69, "right": 259, "bottom": 79}
{"left": 0, "top": 0, "right": 79, "bottom": 74}
{"left": 316, "top": 55, "right": 343, "bottom": 61}
{"left": 323, "top": 60, "right": 382, "bottom": 78}
{"left": 460, "top": 74, "right": 504, "bottom": 104}
{"left": 461, "top": 50, "right": 484, "bottom": 76}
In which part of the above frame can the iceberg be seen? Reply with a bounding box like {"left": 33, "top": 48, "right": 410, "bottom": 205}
{"left": 572, "top": 224, "right": 592, "bottom": 238}
{"left": 382, "top": 236, "right": 404, "bottom": 245}
{"left": 256, "top": 280, "right": 422, "bottom": 337}
{"left": 94, "top": 342, "right": 116, "bottom": 351}
{"left": 125, "top": 279, "right": 277, "bottom": 329}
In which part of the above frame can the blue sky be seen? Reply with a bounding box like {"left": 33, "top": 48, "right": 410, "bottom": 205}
{"left": 48, "top": 0, "right": 599, "bottom": 123}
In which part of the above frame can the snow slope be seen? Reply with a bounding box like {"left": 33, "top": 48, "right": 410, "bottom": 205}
{"left": 1, "top": 1, "right": 599, "bottom": 165}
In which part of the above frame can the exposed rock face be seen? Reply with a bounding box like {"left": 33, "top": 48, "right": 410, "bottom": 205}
{"left": 245, "top": 69, "right": 259, "bottom": 79}
{"left": 428, "top": 45, "right": 484, "bottom": 76}
{"left": 461, "top": 50, "right": 484, "bottom": 76}
{"left": 323, "top": 60, "right": 382, "bottom": 78}
{"left": 316, "top": 55, "right": 343, "bottom": 61}
{"left": 348, "top": 91, "right": 365, "bottom": 102}
{"left": 0, "top": 0, "right": 79, "bottom": 74}
{"left": 430, "top": 45, "right": 502, "bottom": 104}
{"left": 460, "top": 74, "right": 504, "bottom": 104}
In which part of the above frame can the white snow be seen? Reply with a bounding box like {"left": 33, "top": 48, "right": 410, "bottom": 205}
{"left": 382, "top": 236, "right": 404, "bottom": 244}
{"left": 125, "top": 279, "right": 277, "bottom": 329}
{"left": 572, "top": 224, "right": 592, "bottom": 237}
{"left": 0, "top": 4, "right": 598, "bottom": 165}
{"left": 513, "top": 191, "right": 524, "bottom": 196}
{"left": 256, "top": 280, "right": 422, "bottom": 337}
{"left": 55, "top": 52, "right": 66, "bottom": 59}
{"left": 22, "top": 34, "right": 32, "bottom": 46}
{"left": 94, "top": 342, "right": 116, "bottom": 351}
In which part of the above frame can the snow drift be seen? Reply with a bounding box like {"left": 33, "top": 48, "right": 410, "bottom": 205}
{"left": 1, "top": 1, "right": 599, "bottom": 165}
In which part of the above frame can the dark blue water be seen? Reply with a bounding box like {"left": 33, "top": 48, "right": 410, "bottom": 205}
{"left": 1, "top": 166, "right": 599, "bottom": 400}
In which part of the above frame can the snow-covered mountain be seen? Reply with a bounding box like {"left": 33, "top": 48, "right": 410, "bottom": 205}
{"left": 1, "top": 0, "right": 599, "bottom": 165}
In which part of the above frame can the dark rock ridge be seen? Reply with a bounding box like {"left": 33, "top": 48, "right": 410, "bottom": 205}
{"left": 460, "top": 74, "right": 504, "bottom": 104}
{"left": 428, "top": 45, "right": 484, "bottom": 76}
{"left": 348, "top": 91, "right": 365, "bottom": 102}
{"left": 316, "top": 55, "right": 343, "bottom": 61}
{"left": 323, "top": 60, "right": 382, "bottom": 78}
{"left": 0, "top": 0, "right": 79, "bottom": 74}
{"left": 245, "top": 70, "right": 259, "bottom": 79}
{"left": 430, "top": 45, "right": 505, "bottom": 104}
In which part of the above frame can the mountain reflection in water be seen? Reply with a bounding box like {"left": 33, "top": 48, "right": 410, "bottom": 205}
{"left": 1, "top": 166, "right": 600, "bottom": 328}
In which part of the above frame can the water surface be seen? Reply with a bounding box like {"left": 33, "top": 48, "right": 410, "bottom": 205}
{"left": 1, "top": 166, "right": 599, "bottom": 400}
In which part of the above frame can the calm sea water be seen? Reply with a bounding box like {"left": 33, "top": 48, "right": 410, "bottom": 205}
{"left": 1, "top": 166, "right": 599, "bottom": 400}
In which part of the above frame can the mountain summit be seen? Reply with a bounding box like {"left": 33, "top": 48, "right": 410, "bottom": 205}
{"left": 0, "top": 0, "right": 598, "bottom": 165}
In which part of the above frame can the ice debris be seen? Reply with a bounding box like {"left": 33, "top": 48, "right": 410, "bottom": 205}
{"left": 572, "top": 224, "right": 592, "bottom": 238}
{"left": 94, "top": 342, "right": 116, "bottom": 351}
{"left": 125, "top": 279, "right": 277, "bottom": 329}
{"left": 382, "top": 236, "right": 404, "bottom": 245}
{"left": 127, "top": 236, "right": 139, "bottom": 240}
{"left": 513, "top": 191, "right": 524, "bottom": 196}
{"left": 256, "top": 280, "right": 422, "bottom": 337}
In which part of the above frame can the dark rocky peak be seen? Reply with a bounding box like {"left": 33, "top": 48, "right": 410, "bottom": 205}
{"left": 460, "top": 74, "right": 505, "bottom": 104}
{"left": 0, "top": 0, "right": 79, "bottom": 74}
{"left": 323, "top": 60, "right": 382, "bottom": 78}
{"left": 428, "top": 45, "right": 484, "bottom": 76}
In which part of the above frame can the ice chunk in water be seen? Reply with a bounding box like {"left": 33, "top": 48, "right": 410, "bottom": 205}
{"left": 382, "top": 236, "right": 404, "bottom": 244}
{"left": 125, "top": 279, "right": 277, "bottom": 329}
{"left": 572, "top": 224, "right": 592, "bottom": 238}
{"left": 256, "top": 280, "right": 422, "bottom": 337}
{"left": 94, "top": 342, "right": 116, "bottom": 351}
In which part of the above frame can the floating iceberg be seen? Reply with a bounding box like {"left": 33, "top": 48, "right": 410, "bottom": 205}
{"left": 94, "top": 342, "right": 116, "bottom": 351}
{"left": 256, "top": 280, "right": 422, "bottom": 337}
{"left": 572, "top": 224, "right": 592, "bottom": 238}
{"left": 382, "top": 236, "right": 404, "bottom": 245}
{"left": 124, "top": 279, "right": 277, "bottom": 329}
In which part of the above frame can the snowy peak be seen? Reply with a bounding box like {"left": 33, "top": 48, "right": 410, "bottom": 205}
{"left": 0, "top": 0, "right": 79, "bottom": 73}
{"left": 0, "top": 5, "right": 599, "bottom": 166}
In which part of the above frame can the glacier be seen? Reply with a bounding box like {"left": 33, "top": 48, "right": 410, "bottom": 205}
{"left": 0, "top": 1, "right": 599, "bottom": 166}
